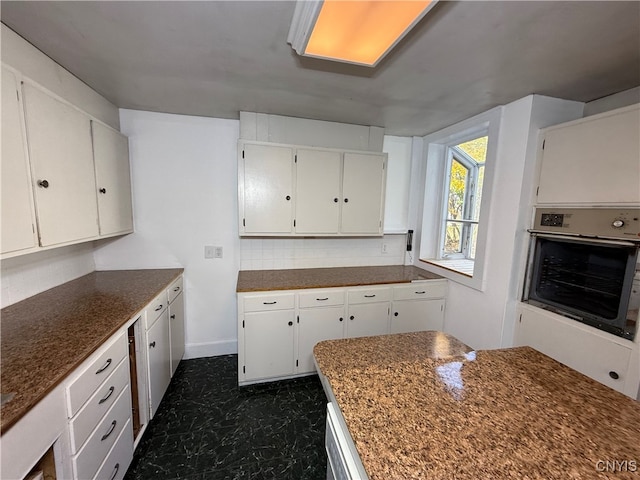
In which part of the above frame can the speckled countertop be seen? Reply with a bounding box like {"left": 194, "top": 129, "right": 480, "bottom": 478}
{"left": 236, "top": 265, "right": 442, "bottom": 292}
{"left": 0, "top": 268, "right": 183, "bottom": 434}
{"left": 314, "top": 332, "right": 640, "bottom": 480}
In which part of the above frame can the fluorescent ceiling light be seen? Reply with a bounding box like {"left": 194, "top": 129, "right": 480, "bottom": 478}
{"left": 287, "top": 0, "right": 438, "bottom": 67}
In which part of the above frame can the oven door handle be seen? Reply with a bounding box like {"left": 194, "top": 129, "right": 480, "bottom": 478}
{"left": 529, "top": 232, "right": 638, "bottom": 247}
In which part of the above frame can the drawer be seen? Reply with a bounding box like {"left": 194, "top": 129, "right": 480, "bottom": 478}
{"left": 243, "top": 292, "right": 295, "bottom": 312}
{"left": 92, "top": 419, "right": 133, "bottom": 480}
{"left": 392, "top": 281, "right": 448, "bottom": 301}
{"left": 299, "top": 289, "right": 345, "bottom": 308}
{"left": 168, "top": 276, "right": 183, "bottom": 304}
{"left": 73, "top": 386, "right": 131, "bottom": 480}
{"left": 146, "top": 291, "right": 168, "bottom": 329}
{"left": 347, "top": 286, "right": 391, "bottom": 304}
{"left": 69, "top": 358, "right": 130, "bottom": 453}
{"left": 67, "top": 333, "right": 128, "bottom": 417}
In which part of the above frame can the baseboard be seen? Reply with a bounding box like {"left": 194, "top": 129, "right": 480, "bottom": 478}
{"left": 184, "top": 339, "right": 238, "bottom": 359}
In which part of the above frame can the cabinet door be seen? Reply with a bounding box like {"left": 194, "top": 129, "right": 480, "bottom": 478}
{"left": 92, "top": 121, "right": 134, "bottom": 236}
{"left": 295, "top": 149, "right": 341, "bottom": 234}
{"left": 147, "top": 309, "right": 171, "bottom": 418}
{"left": 538, "top": 106, "right": 640, "bottom": 205}
{"left": 242, "top": 144, "right": 294, "bottom": 234}
{"left": 243, "top": 309, "right": 295, "bottom": 380}
{"left": 22, "top": 83, "right": 99, "bottom": 246}
{"left": 390, "top": 299, "right": 444, "bottom": 334}
{"left": 341, "top": 153, "right": 386, "bottom": 234}
{"left": 1, "top": 67, "right": 37, "bottom": 254}
{"left": 169, "top": 292, "right": 185, "bottom": 376}
{"left": 346, "top": 302, "right": 389, "bottom": 339}
{"left": 297, "top": 306, "right": 345, "bottom": 373}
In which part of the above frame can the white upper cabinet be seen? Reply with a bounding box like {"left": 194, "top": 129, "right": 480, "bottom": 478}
{"left": 241, "top": 143, "right": 294, "bottom": 234}
{"left": 295, "top": 148, "right": 342, "bottom": 234}
{"left": 341, "top": 152, "right": 386, "bottom": 234}
{"left": 239, "top": 141, "right": 387, "bottom": 237}
{"left": 23, "top": 83, "right": 99, "bottom": 246}
{"left": 92, "top": 121, "right": 134, "bottom": 236}
{"left": 537, "top": 104, "right": 640, "bottom": 205}
{"left": 1, "top": 66, "right": 37, "bottom": 255}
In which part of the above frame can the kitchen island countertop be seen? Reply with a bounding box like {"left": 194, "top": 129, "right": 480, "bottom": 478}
{"left": 314, "top": 331, "right": 640, "bottom": 479}
{"left": 1, "top": 268, "right": 183, "bottom": 434}
{"left": 237, "top": 265, "right": 442, "bottom": 292}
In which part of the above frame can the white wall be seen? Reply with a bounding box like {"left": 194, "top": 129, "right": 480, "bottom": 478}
{"left": 1, "top": 243, "right": 95, "bottom": 308}
{"left": 93, "top": 109, "right": 240, "bottom": 358}
{"left": 411, "top": 95, "right": 584, "bottom": 350}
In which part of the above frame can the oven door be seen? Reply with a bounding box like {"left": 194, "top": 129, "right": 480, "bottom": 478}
{"left": 524, "top": 234, "right": 638, "bottom": 339}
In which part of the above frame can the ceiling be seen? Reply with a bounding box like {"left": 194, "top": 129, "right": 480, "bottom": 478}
{"left": 1, "top": 1, "right": 639, "bottom": 136}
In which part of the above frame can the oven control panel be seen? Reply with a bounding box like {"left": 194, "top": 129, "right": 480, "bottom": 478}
{"left": 532, "top": 208, "right": 640, "bottom": 241}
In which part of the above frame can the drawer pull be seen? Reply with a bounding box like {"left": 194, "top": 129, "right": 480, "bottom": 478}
{"left": 170, "top": 314, "right": 176, "bottom": 319}
{"left": 609, "top": 371, "right": 620, "bottom": 380}
{"left": 415, "top": 291, "right": 426, "bottom": 294}
{"left": 316, "top": 297, "right": 329, "bottom": 301}
{"left": 110, "top": 463, "right": 120, "bottom": 480}
{"left": 263, "top": 301, "right": 277, "bottom": 305}
{"left": 101, "top": 420, "right": 117, "bottom": 441}
{"left": 98, "top": 386, "right": 115, "bottom": 405}
{"left": 155, "top": 304, "right": 163, "bottom": 311}
{"left": 173, "top": 286, "right": 180, "bottom": 292}
{"left": 149, "top": 341, "right": 156, "bottom": 348}
{"left": 96, "top": 358, "right": 112, "bottom": 375}
{"left": 364, "top": 294, "right": 376, "bottom": 298}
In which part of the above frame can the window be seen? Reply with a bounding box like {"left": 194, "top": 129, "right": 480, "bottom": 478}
{"left": 418, "top": 106, "right": 501, "bottom": 289}
{"left": 441, "top": 137, "right": 487, "bottom": 261}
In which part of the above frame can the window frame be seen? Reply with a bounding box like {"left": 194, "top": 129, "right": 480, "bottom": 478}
{"left": 417, "top": 107, "right": 502, "bottom": 291}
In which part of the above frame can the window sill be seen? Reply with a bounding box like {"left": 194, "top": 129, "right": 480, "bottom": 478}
{"left": 422, "top": 258, "right": 474, "bottom": 277}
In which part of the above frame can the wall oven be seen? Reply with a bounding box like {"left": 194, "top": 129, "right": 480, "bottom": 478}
{"left": 524, "top": 208, "right": 639, "bottom": 340}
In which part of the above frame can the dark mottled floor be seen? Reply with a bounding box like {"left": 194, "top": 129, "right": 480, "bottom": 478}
{"left": 124, "top": 355, "right": 328, "bottom": 480}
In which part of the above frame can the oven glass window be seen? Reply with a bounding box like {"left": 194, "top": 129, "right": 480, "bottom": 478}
{"left": 531, "top": 238, "right": 633, "bottom": 323}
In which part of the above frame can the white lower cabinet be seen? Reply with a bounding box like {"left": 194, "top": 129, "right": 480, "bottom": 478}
{"left": 146, "top": 308, "right": 171, "bottom": 418}
{"left": 238, "top": 280, "right": 447, "bottom": 384}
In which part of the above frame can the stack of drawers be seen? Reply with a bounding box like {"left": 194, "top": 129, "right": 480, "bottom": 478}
{"left": 66, "top": 332, "right": 133, "bottom": 480}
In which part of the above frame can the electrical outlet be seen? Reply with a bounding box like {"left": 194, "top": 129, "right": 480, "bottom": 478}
{"left": 382, "top": 243, "right": 389, "bottom": 254}
{"left": 214, "top": 246, "right": 223, "bottom": 258}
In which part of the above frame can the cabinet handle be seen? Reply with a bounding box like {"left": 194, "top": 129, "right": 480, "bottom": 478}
{"left": 155, "top": 304, "right": 163, "bottom": 311}
{"left": 333, "top": 198, "right": 339, "bottom": 203}
{"left": 99, "top": 187, "right": 107, "bottom": 194}
{"left": 37, "top": 179, "right": 49, "bottom": 188}
{"left": 109, "top": 463, "right": 120, "bottom": 480}
{"left": 344, "top": 198, "right": 349, "bottom": 203}
{"left": 288, "top": 321, "right": 293, "bottom": 326}
{"left": 285, "top": 195, "right": 291, "bottom": 201}
{"left": 149, "top": 341, "right": 156, "bottom": 348}
{"left": 364, "top": 294, "right": 376, "bottom": 298}
{"left": 96, "top": 358, "right": 112, "bottom": 375}
{"left": 350, "top": 315, "right": 354, "bottom": 320}
{"left": 394, "top": 312, "right": 399, "bottom": 317}
{"left": 339, "top": 317, "right": 343, "bottom": 322}
{"left": 171, "top": 314, "right": 176, "bottom": 319}
{"left": 173, "top": 287, "right": 180, "bottom": 292}
{"left": 98, "top": 386, "right": 115, "bottom": 405}
{"left": 316, "top": 297, "right": 329, "bottom": 301}
{"left": 609, "top": 371, "right": 620, "bottom": 380}
{"left": 415, "top": 291, "right": 426, "bottom": 294}
{"left": 101, "top": 420, "right": 117, "bottom": 441}
{"left": 263, "top": 301, "right": 277, "bottom": 305}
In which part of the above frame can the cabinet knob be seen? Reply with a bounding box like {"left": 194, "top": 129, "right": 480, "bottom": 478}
{"left": 149, "top": 341, "right": 156, "bottom": 348}
{"left": 285, "top": 195, "right": 291, "bottom": 201}
{"left": 339, "top": 317, "right": 343, "bottom": 322}
{"left": 349, "top": 315, "right": 354, "bottom": 320}
{"left": 99, "top": 187, "right": 107, "bottom": 194}
{"left": 288, "top": 321, "right": 293, "bottom": 326}
{"left": 37, "top": 179, "right": 49, "bottom": 188}
{"left": 609, "top": 371, "right": 620, "bottom": 380}
{"left": 170, "top": 314, "right": 176, "bottom": 319}
{"left": 344, "top": 198, "right": 349, "bottom": 203}
{"left": 394, "top": 312, "right": 399, "bottom": 317}
{"left": 334, "top": 198, "right": 339, "bottom": 203}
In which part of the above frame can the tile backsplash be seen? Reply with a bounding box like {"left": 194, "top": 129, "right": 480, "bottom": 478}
{"left": 239, "top": 234, "right": 407, "bottom": 270}
{"left": 1, "top": 243, "right": 95, "bottom": 308}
